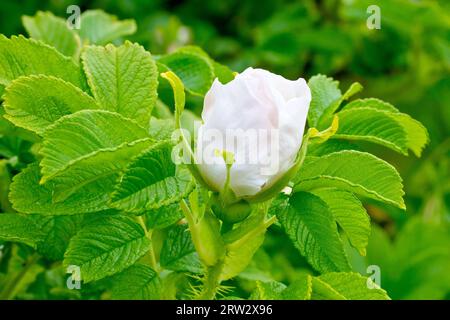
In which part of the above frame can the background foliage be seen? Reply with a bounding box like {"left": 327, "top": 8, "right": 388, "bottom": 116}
{"left": 0, "top": 0, "right": 449, "bottom": 300}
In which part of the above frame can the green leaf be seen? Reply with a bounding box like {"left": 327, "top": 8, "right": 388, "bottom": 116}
{"left": 308, "top": 140, "right": 360, "bottom": 156}
{"left": 295, "top": 150, "right": 405, "bottom": 209}
{"left": 175, "top": 46, "right": 235, "bottom": 84}
{"left": 318, "top": 82, "right": 363, "bottom": 127}
{"left": 40, "top": 110, "right": 149, "bottom": 182}
{"left": 341, "top": 98, "right": 429, "bottom": 156}
{"left": 335, "top": 108, "right": 409, "bottom": 155}
{"left": 146, "top": 202, "right": 183, "bottom": 229}
{"left": 3, "top": 75, "right": 99, "bottom": 134}
{"left": 159, "top": 224, "right": 203, "bottom": 274}
{"left": 310, "top": 188, "right": 370, "bottom": 256}
{"left": 277, "top": 191, "right": 350, "bottom": 273}
{"left": 157, "top": 48, "right": 214, "bottom": 96}
{"left": 281, "top": 274, "right": 313, "bottom": 300}
{"left": 64, "top": 215, "right": 150, "bottom": 282}
{"left": 148, "top": 117, "right": 175, "bottom": 140}
{"left": 307, "top": 74, "right": 341, "bottom": 127}
{"left": 22, "top": 11, "right": 81, "bottom": 57}
{"left": 312, "top": 272, "right": 390, "bottom": 300}
{"left": 82, "top": 42, "right": 158, "bottom": 127}
{"left": 78, "top": 10, "right": 136, "bottom": 45}
{"left": 0, "top": 35, "right": 86, "bottom": 89}
{"left": 0, "top": 213, "right": 45, "bottom": 248}
{"left": 111, "top": 264, "right": 161, "bottom": 300}
{"left": 249, "top": 281, "right": 286, "bottom": 300}
{"left": 9, "top": 162, "right": 115, "bottom": 215}
{"left": 110, "top": 141, "right": 192, "bottom": 213}
{"left": 31, "top": 214, "right": 84, "bottom": 261}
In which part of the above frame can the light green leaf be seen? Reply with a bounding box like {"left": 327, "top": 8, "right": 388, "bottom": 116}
{"left": 146, "top": 202, "right": 183, "bottom": 229}
{"left": 341, "top": 98, "right": 429, "bottom": 156}
{"left": 249, "top": 281, "right": 287, "bottom": 300}
{"left": 40, "top": 110, "right": 149, "bottom": 182}
{"left": 310, "top": 188, "right": 370, "bottom": 256}
{"left": 0, "top": 35, "right": 86, "bottom": 89}
{"left": 31, "top": 214, "right": 84, "bottom": 260}
{"left": 3, "top": 75, "right": 99, "bottom": 134}
{"left": 64, "top": 215, "right": 150, "bottom": 282}
{"left": 282, "top": 274, "right": 313, "bottom": 300}
{"left": 82, "top": 42, "right": 158, "bottom": 127}
{"left": 159, "top": 224, "right": 203, "bottom": 274}
{"left": 335, "top": 108, "right": 409, "bottom": 154}
{"left": 78, "top": 10, "right": 136, "bottom": 45}
{"left": 312, "top": 272, "right": 390, "bottom": 300}
{"left": 307, "top": 74, "right": 341, "bottom": 127}
{"left": 9, "top": 163, "right": 113, "bottom": 214}
{"left": 0, "top": 213, "right": 45, "bottom": 248}
{"left": 110, "top": 141, "right": 192, "bottom": 213}
{"left": 111, "top": 264, "right": 161, "bottom": 300}
{"left": 308, "top": 140, "right": 360, "bottom": 156}
{"left": 319, "top": 82, "right": 363, "bottom": 127}
{"left": 157, "top": 48, "right": 214, "bottom": 96}
{"left": 22, "top": 11, "right": 81, "bottom": 57}
{"left": 277, "top": 191, "right": 351, "bottom": 273}
{"left": 148, "top": 117, "right": 175, "bottom": 140}
{"left": 294, "top": 150, "right": 405, "bottom": 209}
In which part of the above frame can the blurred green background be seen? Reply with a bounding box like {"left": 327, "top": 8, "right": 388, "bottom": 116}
{"left": 0, "top": 0, "right": 449, "bottom": 299}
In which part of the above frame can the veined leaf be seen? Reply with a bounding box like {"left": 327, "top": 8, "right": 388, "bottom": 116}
{"left": 341, "top": 98, "right": 429, "bottom": 156}
{"left": 307, "top": 74, "right": 341, "bottom": 127}
{"left": 31, "top": 214, "right": 84, "bottom": 260}
{"left": 146, "top": 202, "right": 184, "bottom": 229}
{"left": 159, "top": 224, "right": 203, "bottom": 274}
{"left": 0, "top": 35, "right": 86, "bottom": 89}
{"left": 310, "top": 188, "right": 370, "bottom": 256}
{"left": 110, "top": 141, "right": 192, "bottom": 212}
{"left": 9, "top": 163, "right": 113, "bottom": 214}
{"left": 277, "top": 191, "right": 350, "bottom": 273}
{"left": 78, "top": 10, "right": 136, "bottom": 45}
{"left": 335, "top": 108, "right": 409, "bottom": 155}
{"left": 111, "top": 264, "right": 161, "bottom": 300}
{"left": 249, "top": 281, "right": 287, "bottom": 300}
{"left": 281, "top": 274, "right": 313, "bottom": 300}
{"left": 3, "top": 75, "right": 99, "bottom": 134}
{"left": 318, "top": 81, "right": 363, "bottom": 128}
{"left": 308, "top": 140, "right": 360, "bottom": 156}
{"left": 40, "top": 110, "right": 149, "bottom": 182}
{"left": 148, "top": 117, "right": 175, "bottom": 141}
{"left": 82, "top": 42, "right": 158, "bottom": 127}
{"left": 0, "top": 213, "right": 45, "bottom": 248}
{"left": 22, "top": 11, "right": 80, "bottom": 57}
{"left": 294, "top": 150, "right": 405, "bottom": 209}
{"left": 157, "top": 48, "right": 214, "bottom": 96}
{"left": 49, "top": 138, "right": 153, "bottom": 203}
{"left": 312, "top": 272, "right": 390, "bottom": 300}
{"left": 64, "top": 215, "right": 150, "bottom": 282}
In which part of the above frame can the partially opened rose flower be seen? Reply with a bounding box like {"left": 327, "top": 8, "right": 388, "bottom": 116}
{"left": 195, "top": 67, "right": 311, "bottom": 200}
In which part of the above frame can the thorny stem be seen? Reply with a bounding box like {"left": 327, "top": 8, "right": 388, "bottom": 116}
{"left": 197, "top": 261, "right": 225, "bottom": 300}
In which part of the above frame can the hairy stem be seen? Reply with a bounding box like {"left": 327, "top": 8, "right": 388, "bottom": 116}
{"left": 197, "top": 261, "right": 224, "bottom": 300}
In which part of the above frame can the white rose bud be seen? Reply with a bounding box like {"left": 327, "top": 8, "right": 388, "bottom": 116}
{"left": 195, "top": 67, "right": 311, "bottom": 199}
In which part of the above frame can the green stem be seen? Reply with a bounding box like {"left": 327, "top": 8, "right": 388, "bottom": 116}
{"left": 0, "top": 253, "right": 39, "bottom": 300}
{"left": 197, "top": 261, "right": 224, "bottom": 300}
{"left": 136, "top": 216, "right": 158, "bottom": 271}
